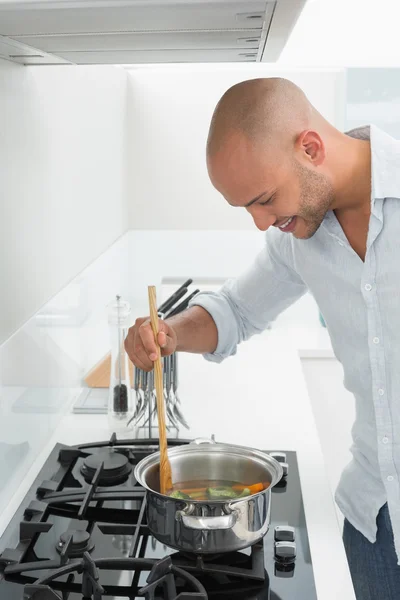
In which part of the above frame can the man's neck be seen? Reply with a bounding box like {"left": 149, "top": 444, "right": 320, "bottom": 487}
{"left": 331, "top": 137, "right": 372, "bottom": 215}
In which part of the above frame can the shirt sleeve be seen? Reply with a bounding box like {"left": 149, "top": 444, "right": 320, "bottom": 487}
{"left": 189, "top": 230, "right": 307, "bottom": 363}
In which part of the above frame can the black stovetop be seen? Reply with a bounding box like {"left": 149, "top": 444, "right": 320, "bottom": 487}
{"left": 0, "top": 435, "right": 317, "bottom": 600}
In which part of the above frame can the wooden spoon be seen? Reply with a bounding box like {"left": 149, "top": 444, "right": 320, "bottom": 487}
{"left": 148, "top": 285, "right": 173, "bottom": 495}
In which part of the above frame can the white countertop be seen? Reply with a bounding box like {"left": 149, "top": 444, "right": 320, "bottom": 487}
{"left": 0, "top": 335, "right": 353, "bottom": 599}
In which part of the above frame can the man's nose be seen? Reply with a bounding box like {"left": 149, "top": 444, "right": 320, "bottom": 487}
{"left": 251, "top": 213, "right": 276, "bottom": 232}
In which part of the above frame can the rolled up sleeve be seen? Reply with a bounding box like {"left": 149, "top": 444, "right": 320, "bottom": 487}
{"left": 189, "top": 230, "right": 307, "bottom": 362}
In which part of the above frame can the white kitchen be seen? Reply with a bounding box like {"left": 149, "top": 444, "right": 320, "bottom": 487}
{"left": 1, "top": 1, "right": 400, "bottom": 599}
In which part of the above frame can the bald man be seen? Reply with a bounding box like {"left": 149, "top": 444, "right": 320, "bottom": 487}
{"left": 125, "top": 77, "right": 400, "bottom": 599}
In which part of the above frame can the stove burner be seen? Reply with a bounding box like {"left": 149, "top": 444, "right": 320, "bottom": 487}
{"left": 179, "top": 551, "right": 225, "bottom": 562}
{"left": 55, "top": 530, "right": 94, "bottom": 557}
{"left": 172, "top": 542, "right": 266, "bottom": 582}
{"left": 81, "top": 450, "right": 132, "bottom": 485}
{"left": 22, "top": 555, "right": 207, "bottom": 600}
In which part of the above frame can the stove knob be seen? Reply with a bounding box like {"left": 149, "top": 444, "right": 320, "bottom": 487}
{"left": 274, "top": 526, "right": 295, "bottom": 543}
{"left": 270, "top": 453, "right": 289, "bottom": 478}
{"left": 275, "top": 562, "right": 295, "bottom": 578}
{"left": 274, "top": 541, "right": 297, "bottom": 563}
{"left": 270, "top": 452, "right": 286, "bottom": 463}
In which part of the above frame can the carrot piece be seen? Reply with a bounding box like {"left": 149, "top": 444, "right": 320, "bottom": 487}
{"left": 233, "top": 482, "right": 266, "bottom": 494}
{"left": 232, "top": 484, "right": 246, "bottom": 492}
{"left": 248, "top": 483, "right": 264, "bottom": 494}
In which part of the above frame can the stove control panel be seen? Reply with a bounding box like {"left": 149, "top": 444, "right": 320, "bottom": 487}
{"left": 274, "top": 525, "right": 296, "bottom": 577}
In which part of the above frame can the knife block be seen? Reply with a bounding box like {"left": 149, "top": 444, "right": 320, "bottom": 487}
{"left": 84, "top": 352, "right": 134, "bottom": 388}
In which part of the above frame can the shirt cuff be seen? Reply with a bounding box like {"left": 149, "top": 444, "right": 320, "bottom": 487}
{"left": 188, "top": 291, "right": 239, "bottom": 363}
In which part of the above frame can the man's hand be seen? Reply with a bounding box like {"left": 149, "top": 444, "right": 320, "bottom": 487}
{"left": 124, "top": 317, "right": 177, "bottom": 371}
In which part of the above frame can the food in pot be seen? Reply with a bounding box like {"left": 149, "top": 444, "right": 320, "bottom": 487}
{"left": 168, "top": 480, "right": 269, "bottom": 501}
{"left": 169, "top": 490, "right": 191, "bottom": 500}
{"left": 207, "top": 486, "right": 251, "bottom": 499}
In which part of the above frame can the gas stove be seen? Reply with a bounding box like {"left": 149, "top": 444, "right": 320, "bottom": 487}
{"left": 0, "top": 435, "right": 317, "bottom": 599}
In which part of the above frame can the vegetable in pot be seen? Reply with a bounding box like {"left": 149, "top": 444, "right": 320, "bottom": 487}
{"left": 206, "top": 486, "right": 253, "bottom": 500}
{"left": 169, "top": 490, "right": 191, "bottom": 500}
{"left": 236, "top": 487, "right": 251, "bottom": 498}
{"left": 232, "top": 483, "right": 266, "bottom": 495}
{"left": 168, "top": 481, "right": 267, "bottom": 501}
{"left": 207, "top": 486, "right": 238, "bottom": 499}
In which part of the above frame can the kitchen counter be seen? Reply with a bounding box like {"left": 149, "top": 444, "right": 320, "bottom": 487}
{"left": 0, "top": 335, "right": 354, "bottom": 599}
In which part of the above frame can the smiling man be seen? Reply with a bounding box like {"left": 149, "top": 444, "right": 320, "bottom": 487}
{"left": 125, "top": 77, "right": 400, "bottom": 600}
{"left": 206, "top": 78, "right": 370, "bottom": 252}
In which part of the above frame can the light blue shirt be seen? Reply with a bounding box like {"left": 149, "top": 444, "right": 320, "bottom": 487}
{"left": 191, "top": 125, "right": 400, "bottom": 560}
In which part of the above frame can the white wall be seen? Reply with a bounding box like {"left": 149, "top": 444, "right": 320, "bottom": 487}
{"left": 0, "top": 59, "right": 129, "bottom": 344}
{"left": 345, "top": 68, "right": 400, "bottom": 139}
{"left": 278, "top": 0, "right": 400, "bottom": 68}
{"left": 127, "top": 64, "right": 345, "bottom": 230}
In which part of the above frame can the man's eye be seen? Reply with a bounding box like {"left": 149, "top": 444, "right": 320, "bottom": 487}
{"left": 259, "top": 195, "right": 274, "bottom": 206}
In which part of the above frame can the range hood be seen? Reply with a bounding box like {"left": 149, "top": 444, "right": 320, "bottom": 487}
{"left": 0, "top": 0, "right": 306, "bottom": 66}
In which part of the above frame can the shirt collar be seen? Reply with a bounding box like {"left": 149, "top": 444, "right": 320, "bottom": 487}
{"left": 347, "top": 124, "right": 400, "bottom": 200}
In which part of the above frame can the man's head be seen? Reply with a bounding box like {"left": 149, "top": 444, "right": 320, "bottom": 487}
{"left": 206, "top": 78, "right": 336, "bottom": 239}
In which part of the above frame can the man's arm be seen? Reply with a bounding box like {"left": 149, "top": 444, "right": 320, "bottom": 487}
{"left": 125, "top": 230, "right": 306, "bottom": 370}
{"left": 125, "top": 304, "right": 218, "bottom": 371}
{"left": 166, "top": 305, "right": 218, "bottom": 354}
{"left": 188, "top": 230, "right": 307, "bottom": 362}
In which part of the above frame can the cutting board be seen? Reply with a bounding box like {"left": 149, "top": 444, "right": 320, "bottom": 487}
{"left": 84, "top": 352, "right": 134, "bottom": 388}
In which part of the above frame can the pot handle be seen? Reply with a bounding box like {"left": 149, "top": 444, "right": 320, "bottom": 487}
{"left": 177, "top": 506, "right": 238, "bottom": 531}
{"left": 190, "top": 435, "right": 216, "bottom": 445}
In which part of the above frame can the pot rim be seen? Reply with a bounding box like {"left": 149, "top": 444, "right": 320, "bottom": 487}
{"left": 134, "top": 440, "right": 283, "bottom": 501}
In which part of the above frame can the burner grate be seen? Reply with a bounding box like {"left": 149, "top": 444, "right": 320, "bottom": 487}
{"left": 22, "top": 555, "right": 208, "bottom": 600}
{"left": 0, "top": 434, "right": 277, "bottom": 600}
{"left": 171, "top": 541, "right": 266, "bottom": 581}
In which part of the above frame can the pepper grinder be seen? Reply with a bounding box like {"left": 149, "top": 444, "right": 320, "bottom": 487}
{"left": 107, "top": 295, "right": 135, "bottom": 437}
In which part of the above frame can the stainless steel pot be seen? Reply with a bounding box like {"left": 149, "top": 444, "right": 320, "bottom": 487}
{"left": 134, "top": 438, "right": 283, "bottom": 554}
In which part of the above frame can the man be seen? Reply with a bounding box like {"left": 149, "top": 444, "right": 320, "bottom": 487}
{"left": 125, "top": 77, "right": 400, "bottom": 599}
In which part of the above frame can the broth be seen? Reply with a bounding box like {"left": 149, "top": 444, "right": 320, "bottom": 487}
{"left": 169, "top": 478, "right": 270, "bottom": 501}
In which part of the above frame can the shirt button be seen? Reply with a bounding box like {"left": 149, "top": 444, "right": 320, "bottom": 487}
{"left": 382, "top": 437, "right": 389, "bottom": 444}
{"left": 373, "top": 337, "right": 380, "bottom": 344}
{"left": 378, "top": 389, "right": 385, "bottom": 396}
{"left": 387, "top": 475, "right": 394, "bottom": 482}
{"left": 365, "top": 284, "right": 372, "bottom": 291}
